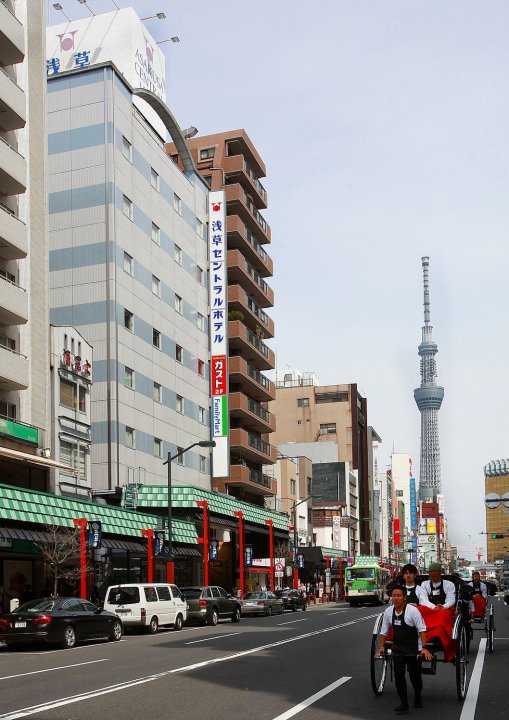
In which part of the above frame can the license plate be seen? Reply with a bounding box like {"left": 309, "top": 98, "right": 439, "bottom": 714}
{"left": 116, "top": 609, "right": 130, "bottom": 614}
{"left": 14, "top": 622, "right": 26, "bottom": 628}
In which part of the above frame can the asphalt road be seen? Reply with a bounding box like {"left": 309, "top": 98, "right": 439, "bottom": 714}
{"left": 0, "top": 596, "right": 508, "bottom": 720}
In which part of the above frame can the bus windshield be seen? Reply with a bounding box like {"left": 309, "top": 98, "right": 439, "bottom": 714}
{"left": 347, "top": 568, "right": 375, "bottom": 580}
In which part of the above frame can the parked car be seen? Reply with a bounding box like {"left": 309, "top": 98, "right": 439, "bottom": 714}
{"left": 0, "top": 597, "right": 123, "bottom": 649}
{"left": 181, "top": 586, "right": 241, "bottom": 625}
{"left": 240, "top": 591, "right": 284, "bottom": 616}
{"left": 275, "top": 589, "right": 307, "bottom": 612}
{"left": 103, "top": 583, "right": 187, "bottom": 633}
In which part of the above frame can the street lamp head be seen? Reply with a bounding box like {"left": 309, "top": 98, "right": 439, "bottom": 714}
{"left": 156, "top": 12, "right": 166, "bottom": 19}
{"left": 198, "top": 440, "right": 216, "bottom": 448}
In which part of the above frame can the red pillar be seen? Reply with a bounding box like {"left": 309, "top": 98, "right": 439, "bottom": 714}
{"left": 293, "top": 567, "right": 299, "bottom": 590}
{"left": 264, "top": 519, "right": 274, "bottom": 592}
{"left": 197, "top": 500, "right": 209, "bottom": 586}
{"left": 234, "top": 511, "right": 244, "bottom": 597}
{"left": 339, "top": 556, "right": 344, "bottom": 600}
{"left": 166, "top": 562, "right": 175, "bottom": 583}
{"left": 72, "top": 518, "right": 87, "bottom": 600}
{"left": 141, "top": 529, "right": 154, "bottom": 583}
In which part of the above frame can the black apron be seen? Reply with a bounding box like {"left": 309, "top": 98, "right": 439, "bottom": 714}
{"left": 405, "top": 585, "right": 420, "bottom": 605}
{"left": 471, "top": 583, "right": 483, "bottom": 597}
{"left": 427, "top": 581, "right": 446, "bottom": 605}
{"left": 392, "top": 606, "right": 419, "bottom": 656}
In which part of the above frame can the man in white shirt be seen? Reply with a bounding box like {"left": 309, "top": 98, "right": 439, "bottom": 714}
{"left": 376, "top": 584, "right": 432, "bottom": 713}
{"left": 400, "top": 563, "right": 426, "bottom": 606}
{"left": 420, "top": 563, "right": 456, "bottom": 610}
{"left": 468, "top": 571, "right": 488, "bottom": 619}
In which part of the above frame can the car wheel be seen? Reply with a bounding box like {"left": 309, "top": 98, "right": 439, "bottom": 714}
{"left": 148, "top": 616, "right": 159, "bottom": 634}
{"left": 62, "top": 625, "right": 77, "bottom": 649}
{"left": 292, "top": 603, "right": 298, "bottom": 612}
{"left": 279, "top": 605, "right": 284, "bottom": 615}
{"left": 174, "top": 614, "right": 183, "bottom": 631}
{"left": 110, "top": 620, "right": 122, "bottom": 641}
{"left": 302, "top": 602, "right": 307, "bottom": 611}
{"left": 265, "top": 606, "right": 272, "bottom": 616}
{"left": 231, "top": 607, "right": 241, "bottom": 623}
{"left": 208, "top": 608, "right": 219, "bottom": 626}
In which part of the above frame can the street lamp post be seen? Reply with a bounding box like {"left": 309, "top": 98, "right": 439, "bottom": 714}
{"left": 287, "top": 495, "right": 320, "bottom": 589}
{"left": 163, "top": 440, "right": 215, "bottom": 583}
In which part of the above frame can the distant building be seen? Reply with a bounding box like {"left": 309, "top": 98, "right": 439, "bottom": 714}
{"left": 484, "top": 459, "right": 509, "bottom": 562}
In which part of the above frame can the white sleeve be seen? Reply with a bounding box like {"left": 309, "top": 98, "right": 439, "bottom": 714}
{"left": 418, "top": 582, "right": 435, "bottom": 609}
{"left": 409, "top": 606, "right": 426, "bottom": 633}
{"left": 482, "top": 583, "right": 488, "bottom": 600}
{"left": 443, "top": 580, "right": 456, "bottom": 609}
{"left": 380, "top": 608, "right": 392, "bottom": 637}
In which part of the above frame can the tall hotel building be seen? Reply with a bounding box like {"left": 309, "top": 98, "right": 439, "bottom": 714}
{"left": 168, "top": 132, "right": 277, "bottom": 506}
{"left": 46, "top": 10, "right": 213, "bottom": 495}
{"left": 0, "top": 1, "right": 53, "bottom": 490}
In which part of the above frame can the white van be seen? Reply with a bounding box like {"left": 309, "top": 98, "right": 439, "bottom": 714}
{"left": 104, "top": 583, "right": 187, "bottom": 633}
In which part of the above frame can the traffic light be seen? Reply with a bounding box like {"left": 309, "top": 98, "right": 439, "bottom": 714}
{"left": 492, "top": 533, "right": 505, "bottom": 539}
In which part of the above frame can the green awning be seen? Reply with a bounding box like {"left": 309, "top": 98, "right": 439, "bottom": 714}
{"left": 0, "top": 483, "right": 197, "bottom": 544}
{"left": 136, "top": 485, "right": 289, "bottom": 532}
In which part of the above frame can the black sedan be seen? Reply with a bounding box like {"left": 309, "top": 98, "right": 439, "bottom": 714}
{"left": 275, "top": 589, "right": 307, "bottom": 612}
{"left": 0, "top": 597, "right": 123, "bottom": 649}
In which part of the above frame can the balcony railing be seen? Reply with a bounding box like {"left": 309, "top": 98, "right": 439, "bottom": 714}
{"left": 247, "top": 330, "right": 269, "bottom": 358}
{"left": 247, "top": 363, "right": 271, "bottom": 391}
{"left": 247, "top": 397, "right": 271, "bottom": 423}
{"left": 247, "top": 296, "right": 268, "bottom": 326}
{"left": 244, "top": 225, "right": 268, "bottom": 263}
{"left": 247, "top": 432, "right": 272, "bottom": 456}
{"left": 243, "top": 159, "right": 267, "bottom": 201}
{"left": 245, "top": 261, "right": 269, "bottom": 295}
{"left": 248, "top": 467, "right": 273, "bottom": 489}
{"left": 244, "top": 191, "right": 268, "bottom": 232}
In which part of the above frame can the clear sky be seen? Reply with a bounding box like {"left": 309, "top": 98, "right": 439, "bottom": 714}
{"left": 47, "top": 1, "right": 509, "bottom": 561}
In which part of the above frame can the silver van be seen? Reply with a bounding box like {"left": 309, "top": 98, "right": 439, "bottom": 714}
{"left": 104, "top": 583, "right": 187, "bottom": 633}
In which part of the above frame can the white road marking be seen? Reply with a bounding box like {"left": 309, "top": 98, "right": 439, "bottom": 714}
{"left": 0, "top": 659, "right": 108, "bottom": 681}
{"left": 271, "top": 676, "right": 351, "bottom": 720}
{"left": 4, "top": 640, "right": 127, "bottom": 655}
{"left": 0, "top": 613, "right": 377, "bottom": 719}
{"left": 185, "top": 632, "right": 241, "bottom": 645}
{"left": 277, "top": 619, "right": 308, "bottom": 626}
{"left": 460, "top": 638, "right": 486, "bottom": 720}
{"left": 327, "top": 611, "right": 349, "bottom": 615}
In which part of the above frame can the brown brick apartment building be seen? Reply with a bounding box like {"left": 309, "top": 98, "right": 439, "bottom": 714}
{"left": 166, "top": 131, "right": 276, "bottom": 506}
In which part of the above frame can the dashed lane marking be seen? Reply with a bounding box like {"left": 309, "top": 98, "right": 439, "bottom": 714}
{"left": 0, "top": 659, "right": 108, "bottom": 681}
{"left": 271, "top": 676, "right": 351, "bottom": 720}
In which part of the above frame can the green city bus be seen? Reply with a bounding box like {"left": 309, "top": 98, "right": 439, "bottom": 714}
{"left": 344, "top": 556, "right": 391, "bottom": 606}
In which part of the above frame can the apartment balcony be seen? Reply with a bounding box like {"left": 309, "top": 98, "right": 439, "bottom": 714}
{"left": 0, "top": 203, "right": 27, "bottom": 259}
{"left": 228, "top": 320, "right": 275, "bottom": 371}
{"left": 223, "top": 154, "right": 267, "bottom": 209}
{"left": 0, "top": 344, "right": 28, "bottom": 390}
{"left": 225, "top": 183, "right": 271, "bottom": 244}
{"left": 230, "top": 428, "right": 277, "bottom": 465}
{"left": 0, "top": 137, "right": 26, "bottom": 196}
{"left": 227, "top": 216, "right": 273, "bottom": 278}
{"left": 227, "top": 250, "right": 274, "bottom": 308}
{"left": 230, "top": 391, "right": 276, "bottom": 434}
{"left": 229, "top": 356, "right": 275, "bottom": 402}
{"left": 228, "top": 284, "right": 274, "bottom": 339}
{"left": 225, "top": 464, "right": 277, "bottom": 497}
{"left": 0, "top": 68, "right": 26, "bottom": 132}
{"left": 0, "top": 2, "right": 25, "bottom": 66}
{"left": 0, "top": 274, "right": 27, "bottom": 325}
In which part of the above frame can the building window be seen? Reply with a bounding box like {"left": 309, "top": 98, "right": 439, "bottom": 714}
{"left": 307, "top": 477, "right": 312, "bottom": 494}
{"left": 176, "top": 395, "right": 184, "bottom": 414}
{"left": 123, "top": 252, "right": 133, "bottom": 275}
{"left": 175, "top": 294, "right": 183, "bottom": 314}
{"left": 196, "top": 266, "right": 204, "bottom": 284}
{"left": 125, "top": 427, "right": 135, "bottom": 448}
{"left": 319, "top": 422, "right": 337, "bottom": 435}
{"left": 124, "top": 366, "right": 134, "bottom": 389}
{"left": 0, "top": 335, "right": 15, "bottom": 351}
{"left": 290, "top": 479, "right": 297, "bottom": 495}
{"left": 174, "top": 245, "right": 182, "bottom": 265}
{"left": 153, "top": 382, "right": 162, "bottom": 403}
{"left": 154, "top": 438, "right": 162, "bottom": 458}
{"left": 196, "top": 219, "right": 204, "bottom": 238}
{"left": 200, "top": 455, "right": 206, "bottom": 473}
{"left": 176, "top": 446, "right": 184, "bottom": 465}
{"left": 122, "top": 136, "right": 132, "bottom": 162}
{"left": 60, "top": 378, "right": 75, "bottom": 409}
{"left": 122, "top": 195, "right": 133, "bottom": 221}
{"left": 297, "top": 420, "right": 302, "bottom": 425}
{"left": 315, "top": 391, "right": 349, "bottom": 404}
{"left": 124, "top": 309, "right": 134, "bottom": 332}
{"left": 197, "top": 313, "right": 205, "bottom": 331}
{"left": 153, "top": 329, "right": 161, "bottom": 349}
{"left": 78, "top": 386, "right": 86, "bottom": 413}
{"left": 151, "top": 222, "right": 160, "bottom": 245}
{"left": 173, "top": 193, "right": 182, "bottom": 215}
{"left": 199, "top": 148, "right": 215, "bottom": 161}
{"left": 198, "top": 406, "right": 206, "bottom": 424}
{"left": 175, "top": 344, "right": 183, "bottom": 363}
{"left": 198, "top": 359, "right": 205, "bottom": 377}
{"left": 150, "top": 167, "right": 159, "bottom": 191}
{"left": 152, "top": 275, "right": 161, "bottom": 297}
{"left": 60, "top": 441, "right": 87, "bottom": 478}
{"left": 297, "top": 398, "right": 310, "bottom": 407}
{"left": 0, "top": 401, "right": 16, "bottom": 420}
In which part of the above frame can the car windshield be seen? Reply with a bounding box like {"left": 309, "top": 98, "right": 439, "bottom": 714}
{"left": 243, "top": 593, "right": 263, "bottom": 599}
{"left": 347, "top": 568, "right": 375, "bottom": 580}
{"left": 107, "top": 587, "right": 140, "bottom": 605}
{"left": 182, "top": 588, "right": 202, "bottom": 599}
{"left": 14, "top": 599, "right": 56, "bottom": 614}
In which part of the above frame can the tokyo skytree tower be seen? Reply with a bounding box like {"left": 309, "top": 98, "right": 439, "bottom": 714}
{"left": 413, "top": 257, "right": 444, "bottom": 500}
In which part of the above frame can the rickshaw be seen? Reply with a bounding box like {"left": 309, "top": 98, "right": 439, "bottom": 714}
{"left": 370, "top": 574, "right": 469, "bottom": 701}
{"left": 462, "top": 579, "right": 496, "bottom": 654}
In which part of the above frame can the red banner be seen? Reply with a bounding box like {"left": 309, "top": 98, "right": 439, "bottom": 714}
{"left": 394, "top": 518, "right": 401, "bottom": 546}
{"left": 211, "top": 355, "right": 227, "bottom": 396}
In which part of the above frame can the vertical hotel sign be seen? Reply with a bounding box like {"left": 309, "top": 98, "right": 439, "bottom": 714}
{"left": 209, "top": 191, "right": 230, "bottom": 478}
